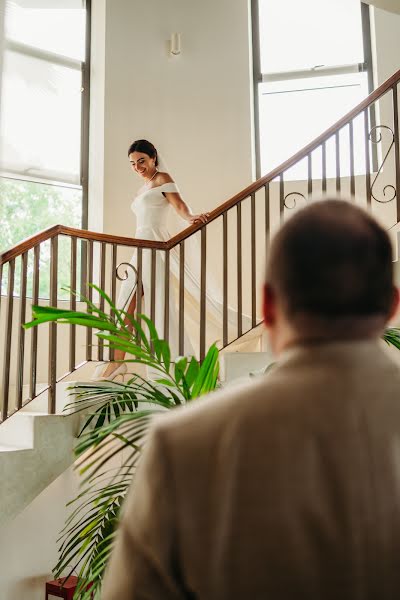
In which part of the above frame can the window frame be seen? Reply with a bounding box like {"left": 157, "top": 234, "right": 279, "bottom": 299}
{"left": 0, "top": 0, "right": 91, "bottom": 230}
{"left": 251, "top": 0, "right": 375, "bottom": 180}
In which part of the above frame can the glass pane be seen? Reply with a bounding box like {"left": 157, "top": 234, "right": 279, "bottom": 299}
{"left": 258, "top": 72, "right": 369, "bottom": 179}
{"left": 0, "top": 49, "right": 82, "bottom": 185}
{"left": 258, "top": 0, "right": 364, "bottom": 73}
{"left": 5, "top": 0, "right": 86, "bottom": 61}
{"left": 0, "top": 177, "right": 82, "bottom": 253}
{"left": 0, "top": 178, "right": 82, "bottom": 298}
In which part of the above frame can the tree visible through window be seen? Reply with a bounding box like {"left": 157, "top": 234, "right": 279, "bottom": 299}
{"left": 0, "top": 0, "right": 89, "bottom": 297}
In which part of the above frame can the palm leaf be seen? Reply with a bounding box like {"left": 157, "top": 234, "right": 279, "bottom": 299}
{"left": 24, "top": 290, "right": 221, "bottom": 600}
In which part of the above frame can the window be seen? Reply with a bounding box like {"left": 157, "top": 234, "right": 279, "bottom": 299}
{"left": 252, "top": 0, "right": 374, "bottom": 180}
{"left": 0, "top": 0, "right": 90, "bottom": 253}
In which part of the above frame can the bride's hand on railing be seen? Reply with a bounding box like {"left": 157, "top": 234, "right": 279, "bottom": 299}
{"left": 188, "top": 212, "right": 210, "bottom": 225}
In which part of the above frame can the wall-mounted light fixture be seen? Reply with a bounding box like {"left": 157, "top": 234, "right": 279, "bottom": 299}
{"left": 170, "top": 33, "right": 182, "bottom": 56}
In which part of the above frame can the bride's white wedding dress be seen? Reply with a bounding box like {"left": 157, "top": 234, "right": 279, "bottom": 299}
{"left": 117, "top": 182, "right": 195, "bottom": 356}
{"left": 117, "top": 181, "right": 252, "bottom": 360}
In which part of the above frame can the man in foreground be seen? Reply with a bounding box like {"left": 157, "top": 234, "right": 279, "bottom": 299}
{"left": 103, "top": 199, "right": 400, "bottom": 599}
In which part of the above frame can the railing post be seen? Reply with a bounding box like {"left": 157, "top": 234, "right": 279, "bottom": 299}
{"left": 136, "top": 248, "right": 143, "bottom": 346}
{"left": 223, "top": 212, "right": 228, "bottom": 347}
{"left": 393, "top": 84, "right": 400, "bottom": 223}
{"left": 164, "top": 250, "right": 170, "bottom": 344}
{"left": 265, "top": 184, "right": 270, "bottom": 252}
{"left": 69, "top": 237, "right": 77, "bottom": 372}
{"left": 98, "top": 242, "right": 106, "bottom": 362}
{"left": 200, "top": 228, "right": 207, "bottom": 361}
{"left": 322, "top": 141, "right": 327, "bottom": 193}
{"left": 179, "top": 242, "right": 185, "bottom": 356}
{"left": 16, "top": 252, "right": 28, "bottom": 410}
{"left": 307, "top": 154, "right": 312, "bottom": 197}
{"left": 48, "top": 236, "right": 58, "bottom": 414}
{"left": 110, "top": 243, "right": 117, "bottom": 360}
{"left": 29, "top": 245, "right": 40, "bottom": 401}
{"left": 349, "top": 120, "right": 356, "bottom": 197}
{"left": 279, "top": 173, "right": 284, "bottom": 220}
{"left": 1, "top": 259, "right": 15, "bottom": 422}
{"left": 86, "top": 240, "right": 93, "bottom": 361}
{"left": 237, "top": 202, "right": 243, "bottom": 338}
{"left": 335, "top": 132, "right": 341, "bottom": 194}
{"left": 150, "top": 249, "right": 156, "bottom": 328}
{"left": 364, "top": 108, "right": 372, "bottom": 206}
{"left": 251, "top": 192, "right": 257, "bottom": 328}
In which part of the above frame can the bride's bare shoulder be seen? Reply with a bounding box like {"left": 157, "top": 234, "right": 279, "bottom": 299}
{"left": 157, "top": 172, "right": 174, "bottom": 184}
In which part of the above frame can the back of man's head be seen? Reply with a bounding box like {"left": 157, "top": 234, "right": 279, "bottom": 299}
{"left": 266, "top": 199, "right": 394, "bottom": 334}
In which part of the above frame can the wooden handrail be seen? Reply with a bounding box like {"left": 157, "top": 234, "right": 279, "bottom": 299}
{"left": 2, "top": 67, "right": 400, "bottom": 264}
{"left": 1, "top": 225, "right": 60, "bottom": 265}
{"left": 0, "top": 225, "right": 168, "bottom": 264}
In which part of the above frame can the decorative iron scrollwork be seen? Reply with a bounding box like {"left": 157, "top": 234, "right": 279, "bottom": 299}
{"left": 116, "top": 262, "right": 138, "bottom": 282}
{"left": 284, "top": 192, "right": 306, "bottom": 210}
{"left": 369, "top": 125, "right": 396, "bottom": 203}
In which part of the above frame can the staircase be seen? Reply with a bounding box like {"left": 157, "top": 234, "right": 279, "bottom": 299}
{"left": 1, "top": 67, "right": 400, "bottom": 530}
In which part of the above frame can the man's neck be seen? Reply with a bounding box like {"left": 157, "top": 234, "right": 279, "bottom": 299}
{"left": 277, "top": 314, "right": 386, "bottom": 355}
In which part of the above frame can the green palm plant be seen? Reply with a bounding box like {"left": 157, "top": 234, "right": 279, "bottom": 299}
{"left": 24, "top": 285, "right": 220, "bottom": 600}
{"left": 383, "top": 327, "right": 400, "bottom": 350}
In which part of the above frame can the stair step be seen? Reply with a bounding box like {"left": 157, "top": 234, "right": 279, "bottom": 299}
{"left": 221, "top": 351, "right": 274, "bottom": 383}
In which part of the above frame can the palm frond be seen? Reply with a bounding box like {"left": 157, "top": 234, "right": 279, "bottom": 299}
{"left": 24, "top": 287, "right": 221, "bottom": 600}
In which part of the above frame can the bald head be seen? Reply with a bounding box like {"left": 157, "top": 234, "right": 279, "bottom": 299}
{"left": 265, "top": 200, "right": 395, "bottom": 340}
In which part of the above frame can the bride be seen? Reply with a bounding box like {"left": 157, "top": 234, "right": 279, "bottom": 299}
{"left": 95, "top": 139, "right": 209, "bottom": 380}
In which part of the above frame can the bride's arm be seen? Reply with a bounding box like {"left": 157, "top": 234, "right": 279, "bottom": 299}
{"left": 160, "top": 174, "right": 209, "bottom": 224}
{"left": 167, "top": 193, "right": 209, "bottom": 225}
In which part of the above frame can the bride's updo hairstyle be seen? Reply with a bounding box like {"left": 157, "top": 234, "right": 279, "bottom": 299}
{"left": 128, "top": 139, "right": 159, "bottom": 167}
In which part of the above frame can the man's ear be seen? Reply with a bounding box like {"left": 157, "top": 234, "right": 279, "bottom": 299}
{"left": 263, "top": 284, "right": 276, "bottom": 327}
{"left": 388, "top": 286, "right": 400, "bottom": 322}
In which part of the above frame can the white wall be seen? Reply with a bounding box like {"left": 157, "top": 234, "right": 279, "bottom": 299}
{"left": 90, "top": 1, "right": 400, "bottom": 240}
{"left": 90, "top": 0, "right": 253, "bottom": 237}
{"left": 0, "top": 465, "right": 80, "bottom": 600}
{"left": 372, "top": 5, "right": 400, "bottom": 84}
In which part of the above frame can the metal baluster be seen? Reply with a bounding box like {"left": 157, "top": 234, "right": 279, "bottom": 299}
{"left": 279, "top": 173, "right": 284, "bottom": 220}
{"left": 223, "top": 212, "right": 228, "bottom": 347}
{"left": 349, "top": 120, "right": 355, "bottom": 197}
{"left": 308, "top": 154, "right": 312, "bottom": 197}
{"left": 265, "top": 184, "right": 270, "bottom": 252}
{"left": 335, "top": 131, "right": 341, "bottom": 194}
{"left": 86, "top": 240, "right": 93, "bottom": 361}
{"left": 164, "top": 250, "right": 170, "bottom": 344}
{"left": 1, "top": 259, "right": 15, "bottom": 421}
{"left": 110, "top": 243, "right": 117, "bottom": 360}
{"left": 150, "top": 249, "right": 156, "bottom": 328}
{"left": 98, "top": 242, "right": 106, "bottom": 361}
{"left": 48, "top": 236, "right": 58, "bottom": 414}
{"left": 364, "top": 108, "right": 372, "bottom": 206}
{"left": 200, "top": 228, "right": 207, "bottom": 361}
{"left": 136, "top": 248, "right": 143, "bottom": 345}
{"left": 0, "top": 264, "right": 3, "bottom": 332}
{"left": 0, "top": 264, "right": 2, "bottom": 407}
{"left": 16, "top": 252, "right": 28, "bottom": 410}
{"left": 69, "top": 237, "right": 77, "bottom": 372}
{"left": 393, "top": 84, "right": 400, "bottom": 223}
{"left": 29, "top": 245, "right": 40, "bottom": 400}
{"left": 179, "top": 242, "right": 185, "bottom": 355}
{"left": 237, "top": 202, "right": 243, "bottom": 338}
{"left": 322, "top": 141, "right": 327, "bottom": 193}
{"left": 251, "top": 192, "right": 256, "bottom": 328}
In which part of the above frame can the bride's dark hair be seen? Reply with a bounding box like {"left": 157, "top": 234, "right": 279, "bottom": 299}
{"left": 128, "top": 139, "right": 158, "bottom": 166}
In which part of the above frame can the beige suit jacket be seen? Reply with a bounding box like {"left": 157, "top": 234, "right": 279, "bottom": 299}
{"left": 102, "top": 339, "right": 400, "bottom": 599}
